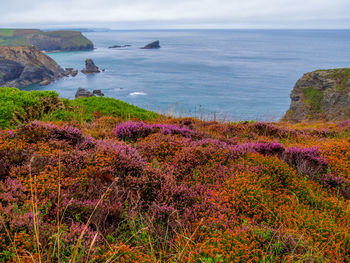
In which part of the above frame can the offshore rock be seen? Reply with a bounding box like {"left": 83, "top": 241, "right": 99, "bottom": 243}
{"left": 109, "top": 44, "right": 132, "bottom": 48}
{"left": 81, "top": 58, "right": 100, "bottom": 74}
{"left": 141, "top": 40, "right": 160, "bottom": 49}
{"left": 70, "top": 70, "right": 78, "bottom": 77}
{"left": 283, "top": 68, "right": 350, "bottom": 122}
{"left": 75, "top": 88, "right": 95, "bottom": 98}
{"left": 93, "top": 89, "right": 104, "bottom": 96}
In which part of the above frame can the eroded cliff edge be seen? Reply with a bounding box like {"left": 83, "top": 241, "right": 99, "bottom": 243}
{"left": 0, "top": 46, "right": 63, "bottom": 87}
{"left": 283, "top": 68, "right": 350, "bottom": 122}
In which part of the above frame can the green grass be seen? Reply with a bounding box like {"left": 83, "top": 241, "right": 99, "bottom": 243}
{"left": 0, "top": 87, "right": 159, "bottom": 129}
{"left": 303, "top": 86, "right": 324, "bottom": 112}
{"left": 327, "top": 68, "right": 350, "bottom": 92}
{"left": 0, "top": 29, "right": 14, "bottom": 37}
{"left": 0, "top": 29, "right": 92, "bottom": 49}
{"left": 0, "top": 87, "right": 58, "bottom": 129}
{"left": 0, "top": 36, "right": 27, "bottom": 46}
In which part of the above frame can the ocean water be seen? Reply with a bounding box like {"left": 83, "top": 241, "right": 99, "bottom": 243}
{"left": 24, "top": 30, "right": 350, "bottom": 120}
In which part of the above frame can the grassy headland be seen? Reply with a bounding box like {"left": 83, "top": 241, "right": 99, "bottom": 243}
{"left": 0, "top": 29, "right": 93, "bottom": 51}
{"left": 0, "top": 87, "right": 349, "bottom": 262}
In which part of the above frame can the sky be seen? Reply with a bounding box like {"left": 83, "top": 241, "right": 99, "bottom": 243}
{"left": 1, "top": 0, "right": 349, "bottom": 29}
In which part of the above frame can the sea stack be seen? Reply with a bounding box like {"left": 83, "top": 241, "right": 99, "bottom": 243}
{"left": 141, "top": 40, "right": 160, "bottom": 49}
{"left": 81, "top": 58, "right": 100, "bottom": 74}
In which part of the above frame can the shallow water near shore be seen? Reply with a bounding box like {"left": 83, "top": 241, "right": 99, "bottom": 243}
{"left": 23, "top": 29, "right": 350, "bottom": 120}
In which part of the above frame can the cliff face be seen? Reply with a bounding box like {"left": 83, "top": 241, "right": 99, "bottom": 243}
{"left": 0, "top": 46, "right": 63, "bottom": 87}
{"left": 283, "top": 69, "right": 350, "bottom": 122}
{"left": 0, "top": 29, "right": 94, "bottom": 51}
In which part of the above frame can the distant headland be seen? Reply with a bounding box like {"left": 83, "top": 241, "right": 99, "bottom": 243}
{"left": 0, "top": 28, "right": 93, "bottom": 51}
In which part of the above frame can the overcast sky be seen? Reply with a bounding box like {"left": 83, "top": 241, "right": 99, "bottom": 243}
{"left": 1, "top": 0, "right": 349, "bottom": 29}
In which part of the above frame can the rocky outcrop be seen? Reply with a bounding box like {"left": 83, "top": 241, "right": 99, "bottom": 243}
{"left": 283, "top": 69, "right": 350, "bottom": 122}
{"left": 93, "top": 89, "right": 104, "bottom": 96}
{"left": 75, "top": 88, "right": 94, "bottom": 98}
{"left": 141, "top": 40, "right": 160, "bottom": 49}
{"left": 39, "top": 79, "right": 51, "bottom": 86}
{"left": 0, "top": 46, "right": 63, "bottom": 87}
{"left": 109, "top": 44, "right": 132, "bottom": 48}
{"left": 0, "top": 29, "right": 94, "bottom": 51}
{"left": 81, "top": 59, "right": 100, "bottom": 74}
{"left": 75, "top": 88, "right": 104, "bottom": 98}
{"left": 71, "top": 70, "right": 78, "bottom": 77}
{"left": 64, "top": 68, "right": 78, "bottom": 77}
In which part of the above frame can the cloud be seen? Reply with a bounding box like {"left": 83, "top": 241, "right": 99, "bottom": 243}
{"left": 1, "top": 0, "right": 349, "bottom": 28}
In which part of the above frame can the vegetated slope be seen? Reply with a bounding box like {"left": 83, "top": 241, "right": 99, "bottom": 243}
{"left": 0, "top": 29, "right": 93, "bottom": 51}
{"left": 0, "top": 89, "right": 349, "bottom": 262}
{"left": 0, "top": 87, "right": 158, "bottom": 129}
{"left": 283, "top": 68, "right": 350, "bottom": 122}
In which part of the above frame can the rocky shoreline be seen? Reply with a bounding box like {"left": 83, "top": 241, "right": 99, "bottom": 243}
{"left": 0, "top": 46, "right": 64, "bottom": 87}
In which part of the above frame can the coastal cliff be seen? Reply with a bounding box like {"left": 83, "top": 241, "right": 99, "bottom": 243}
{"left": 0, "top": 29, "right": 93, "bottom": 51}
{"left": 0, "top": 46, "right": 63, "bottom": 87}
{"left": 283, "top": 68, "right": 350, "bottom": 122}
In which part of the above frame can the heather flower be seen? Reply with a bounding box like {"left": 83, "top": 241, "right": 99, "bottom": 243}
{"left": 114, "top": 121, "right": 194, "bottom": 141}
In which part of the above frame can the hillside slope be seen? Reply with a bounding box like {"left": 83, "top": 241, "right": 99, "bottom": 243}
{"left": 0, "top": 29, "right": 93, "bottom": 51}
{"left": 0, "top": 88, "right": 349, "bottom": 262}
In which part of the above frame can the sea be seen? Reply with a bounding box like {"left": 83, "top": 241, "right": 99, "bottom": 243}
{"left": 24, "top": 29, "right": 350, "bottom": 121}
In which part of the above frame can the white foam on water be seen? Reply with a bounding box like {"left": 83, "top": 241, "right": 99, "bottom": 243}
{"left": 129, "top": 92, "right": 147, "bottom": 96}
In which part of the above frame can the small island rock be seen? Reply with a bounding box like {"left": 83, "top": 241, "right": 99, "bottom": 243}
{"left": 93, "top": 90, "right": 104, "bottom": 96}
{"left": 75, "top": 88, "right": 95, "bottom": 98}
{"left": 81, "top": 59, "right": 100, "bottom": 74}
{"left": 70, "top": 70, "right": 78, "bottom": 77}
{"left": 109, "top": 44, "right": 132, "bottom": 49}
{"left": 141, "top": 40, "right": 160, "bottom": 49}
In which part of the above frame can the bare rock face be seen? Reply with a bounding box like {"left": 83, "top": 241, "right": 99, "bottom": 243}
{"left": 81, "top": 59, "right": 100, "bottom": 74}
{"left": 0, "top": 46, "right": 63, "bottom": 87}
{"left": 141, "top": 40, "right": 160, "bottom": 49}
{"left": 283, "top": 69, "right": 350, "bottom": 122}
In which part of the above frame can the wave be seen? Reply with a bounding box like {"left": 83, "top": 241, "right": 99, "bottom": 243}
{"left": 130, "top": 92, "right": 147, "bottom": 96}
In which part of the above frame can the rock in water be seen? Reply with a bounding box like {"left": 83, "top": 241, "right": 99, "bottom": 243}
{"left": 81, "top": 59, "right": 100, "bottom": 74}
{"left": 39, "top": 79, "right": 51, "bottom": 86}
{"left": 109, "top": 44, "right": 132, "bottom": 48}
{"left": 71, "top": 70, "right": 78, "bottom": 77}
{"left": 283, "top": 68, "right": 350, "bottom": 122}
{"left": 141, "top": 40, "right": 160, "bottom": 49}
{"left": 93, "top": 90, "right": 104, "bottom": 96}
{"left": 75, "top": 88, "right": 95, "bottom": 98}
{"left": 0, "top": 46, "right": 63, "bottom": 87}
